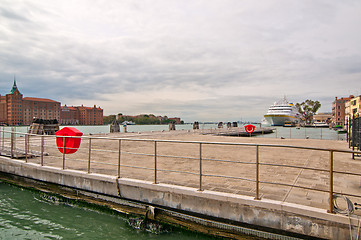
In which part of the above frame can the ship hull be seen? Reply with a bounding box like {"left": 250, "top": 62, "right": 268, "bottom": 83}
{"left": 264, "top": 115, "right": 297, "bottom": 126}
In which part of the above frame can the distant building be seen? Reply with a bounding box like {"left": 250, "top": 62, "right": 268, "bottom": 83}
{"left": 345, "top": 95, "right": 361, "bottom": 122}
{"left": 332, "top": 96, "right": 351, "bottom": 127}
{"left": 0, "top": 80, "right": 61, "bottom": 125}
{"left": 61, "top": 105, "right": 103, "bottom": 125}
{"left": 169, "top": 117, "right": 181, "bottom": 124}
{"left": 313, "top": 113, "right": 332, "bottom": 123}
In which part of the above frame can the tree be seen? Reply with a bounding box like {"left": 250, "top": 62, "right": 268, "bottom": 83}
{"left": 296, "top": 100, "right": 321, "bottom": 124}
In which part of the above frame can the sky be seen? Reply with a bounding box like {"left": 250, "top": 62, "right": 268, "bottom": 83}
{"left": 1, "top": 0, "right": 361, "bottom": 122}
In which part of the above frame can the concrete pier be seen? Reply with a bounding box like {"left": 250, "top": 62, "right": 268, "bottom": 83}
{"left": 1, "top": 130, "right": 361, "bottom": 239}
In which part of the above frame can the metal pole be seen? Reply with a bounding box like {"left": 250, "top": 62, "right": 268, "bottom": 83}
{"left": 255, "top": 145, "right": 260, "bottom": 200}
{"left": 25, "top": 134, "right": 28, "bottom": 162}
{"left": 154, "top": 141, "right": 157, "bottom": 184}
{"left": 275, "top": 128, "right": 277, "bottom": 138}
{"left": 62, "top": 136, "right": 66, "bottom": 169}
{"left": 2, "top": 126, "right": 4, "bottom": 150}
{"left": 328, "top": 150, "right": 334, "bottom": 213}
{"left": 321, "top": 128, "right": 323, "bottom": 140}
{"left": 199, "top": 143, "right": 203, "bottom": 191}
{"left": 118, "top": 139, "right": 121, "bottom": 177}
{"left": 88, "top": 138, "right": 92, "bottom": 173}
{"left": 10, "top": 127, "right": 14, "bottom": 158}
{"left": 290, "top": 127, "right": 291, "bottom": 139}
{"left": 40, "top": 135, "right": 44, "bottom": 166}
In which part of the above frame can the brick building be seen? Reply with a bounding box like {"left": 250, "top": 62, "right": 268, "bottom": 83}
{"left": 61, "top": 105, "right": 103, "bottom": 125}
{"left": 332, "top": 96, "right": 352, "bottom": 127}
{"left": 0, "top": 80, "right": 61, "bottom": 125}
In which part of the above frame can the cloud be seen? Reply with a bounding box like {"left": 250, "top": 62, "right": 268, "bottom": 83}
{"left": 1, "top": 0, "right": 361, "bottom": 122}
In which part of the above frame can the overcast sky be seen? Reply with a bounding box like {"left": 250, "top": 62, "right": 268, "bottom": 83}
{"left": 1, "top": 0, "right": 360, "bottom": 122}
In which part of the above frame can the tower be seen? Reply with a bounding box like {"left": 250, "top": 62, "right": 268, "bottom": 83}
{"left": 6, "top": 77, "right": 24, "bottom": 125}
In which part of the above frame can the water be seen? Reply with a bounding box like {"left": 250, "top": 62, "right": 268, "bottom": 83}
{"left": 0, "top": 182, "right": 222, "bottom": 239}
{"left": 1, "top": 123, "right": 346, "bottom": 140}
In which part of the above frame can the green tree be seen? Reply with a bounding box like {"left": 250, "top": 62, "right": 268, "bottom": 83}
{"left": 103, "top": 115, "right": 116, "bottom": 125}
{"left": 296, "top": 100, "right": 321, "bottom": 124}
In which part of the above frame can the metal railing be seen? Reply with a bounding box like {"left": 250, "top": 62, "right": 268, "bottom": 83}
{"left": 1, "top": 127, "right": 361, "bottom": 214}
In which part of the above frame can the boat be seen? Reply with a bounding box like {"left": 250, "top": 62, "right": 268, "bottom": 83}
{"left": 121, "top": 121, "right": 135, "bottom": 125}
{"left": 304, "top": 122, "right": 330, "bottom": 128}
{"left": 264, "top": 97, "right": 300, "bottom": 126}
{"left": 283, "top": 121, "right": 296, "bottom": 127}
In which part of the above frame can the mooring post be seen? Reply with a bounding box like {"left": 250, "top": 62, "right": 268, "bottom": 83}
{"left": 328, "top": 150, "right": 334, "bottom": 213}
{"left": 88, "top": 138, "right": 92, "bottom": 173}
{"left": 154, "top": 141, "right": 157, "bottom": 184}
{"left": 40, "top": 135, "right": 44, "bottom": 166}
{"left": 199, "top": 143, "right": 203, "bottom": 191}
{"left": 255, "top": 145, "right": 260, "bottom": 200}
{"left": 118, "top": 139, "right": 121, "bottom": 178}
{"left": 62, "top": 136, "right": 66, "bottom": 169}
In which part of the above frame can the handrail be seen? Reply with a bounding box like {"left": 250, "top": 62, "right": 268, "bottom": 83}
{"left": 1, "top": 128, "right": 361, "bottom": 214}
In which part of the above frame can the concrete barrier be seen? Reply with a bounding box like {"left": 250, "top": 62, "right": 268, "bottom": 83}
{"left": 0, "top": 156, "right": 358, "bottom": 239}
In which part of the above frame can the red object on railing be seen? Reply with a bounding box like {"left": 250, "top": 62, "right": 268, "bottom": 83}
{"left": 55, "top": 127, "right": 83, "bottom": 154}
{"left": 244, "top": 124, "right": 256, "bottom": 133}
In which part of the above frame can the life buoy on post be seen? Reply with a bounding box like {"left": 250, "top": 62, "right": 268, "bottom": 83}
{"left": 244, "top": 124, "right": 256, "bottom": 134}
{"left": 55, "top": 127, "right": 83, "bottom": 154}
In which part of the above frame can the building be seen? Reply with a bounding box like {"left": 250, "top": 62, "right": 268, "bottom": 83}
{"left": 313, "top": 113, "right": 332, "bottom": 123}
{"left": 345, "top": 95, "right": 361, "bottom": 123}
{"left": 61, "top": 105, "right": 103, "bottom": 125}
{"left": 60, "top": 105, "right": 79, "bottom": 125}
{"left": 332, "top": 96, "right": 354, "bottom": 127}
{"left": 169, "top": 117, "right": 181, "bottom": 124}
{"left": 0, "top": 80, "right": 61, "bottom": 125}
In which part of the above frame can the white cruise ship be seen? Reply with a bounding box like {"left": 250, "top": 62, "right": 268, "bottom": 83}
{"left": 264, "top": 97, "right": 300, "bottom": 126}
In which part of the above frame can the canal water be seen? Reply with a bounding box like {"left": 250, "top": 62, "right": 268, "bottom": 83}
{"left": 0, "top": 182, "right": 230, "bottom": 239}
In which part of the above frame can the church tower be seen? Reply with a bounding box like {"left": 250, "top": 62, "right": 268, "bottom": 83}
{"left": 6, "top": 77, "right": 24, "bottom": 125}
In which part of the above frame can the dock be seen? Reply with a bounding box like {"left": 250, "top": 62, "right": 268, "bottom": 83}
{"left": 202, "top": 127, "right": 275, "bottom": 136}
{"left": 1, "top": 129, "right": 361, "bottom": 239}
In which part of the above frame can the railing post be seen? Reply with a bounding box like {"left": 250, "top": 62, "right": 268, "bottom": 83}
{"left": 118, "top": 139, "right": 121, "bottom": 177}
{"left": 199, "top": 143, "right": 203, "bottom": 191}
{"left": 154, "top": 141, "right": 157, "bottom": 184}
{"left": 1, "top": 126, "right": 4, "bottom": 151}
{"left": 328, "top": 150, "right": 334, "bottom": 213}
{"left": 25, "top": 134, "right": 28, "bottom": 162}
{"left": 290, "top": 128, "right": 292, "bottom": 139}
{"left": 40, "top": 135, "right": 44, "bottom": 166}
{"left": 255, "top": 145, "right": 260, "bottom": 200}
{"left": 10, "top": 127, "right": 14, "bottom": 159}
{"left": 62, "top": 136, "right": 66, "bottom": 169}
{"left": 88, "top": 138, "right": 92, "bottom": 173}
